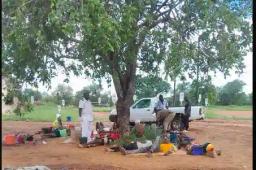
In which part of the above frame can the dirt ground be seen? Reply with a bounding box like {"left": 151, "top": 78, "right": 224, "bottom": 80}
{"left": 2, "top": 115, "right": 252, "bottom": 170}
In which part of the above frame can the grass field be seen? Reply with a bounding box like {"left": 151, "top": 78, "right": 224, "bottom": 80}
{"left": 207, "top": 105, "right": 252, "bottom": 111}
{"left": 2, "top": 102, "right": 111, "bottom": 122}
{"left": 205, "top": 105, "right": 252, "bottom": 120}
{"left": 2, "top": 103, "right": 252, "bottom": 122}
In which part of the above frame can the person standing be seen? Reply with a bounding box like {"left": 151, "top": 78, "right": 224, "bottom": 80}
{"left": 184, "top": 96, "right": 191, "bottom": 131}
{"left": 154, "top": 95, "right": 175, "bottom": 133}
{"left": 79, "top": 91, "right": 94, "bottom": 144}
{"left": 154, "top": 95, "right": 168, "bottom": 113}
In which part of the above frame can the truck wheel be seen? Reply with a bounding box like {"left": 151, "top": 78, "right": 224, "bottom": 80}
{"left": 171, "top": 116, "right": 185, "bottom": 131}
{"left": 109, "top": 115, "right": 117, "bottom": 123}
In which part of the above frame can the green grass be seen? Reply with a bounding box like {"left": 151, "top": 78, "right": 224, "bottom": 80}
{"left": 205, "top": 105, "right": 252, "bottom": 120}
{"left": 3, "top": 103, "right": 252, "bottom": 122}
{"left": 2, "top": 102, "right": 111, "bottom": 122}
{"left": 207, "top": 105, "right": 252, "bottom": 111}
{"left": 93, "top": 106, "right": 113, "bottom": 112}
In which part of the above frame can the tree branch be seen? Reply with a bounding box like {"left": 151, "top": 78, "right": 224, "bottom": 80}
{"left": 138, "top": 0, "right": 182, "bottom": 28}
{"left": 64, "top": 36, "right": 81, "bottom": 43}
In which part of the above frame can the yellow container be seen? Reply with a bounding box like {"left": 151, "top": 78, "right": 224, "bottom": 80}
{"left": 160, "top": 143, "right": 174, "bottom": 153}
{"left": 52, "top": 120, "right": 58, "bottom": 128}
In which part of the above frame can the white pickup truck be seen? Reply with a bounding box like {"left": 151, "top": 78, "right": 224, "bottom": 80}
{"left": 109, "top": 97, "right": 205, "bottom": 130}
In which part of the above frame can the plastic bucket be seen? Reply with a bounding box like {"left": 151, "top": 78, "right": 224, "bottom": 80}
{"left": 4, "top": 134, "right": 16, "bottom": 145}
{"left": 160, "top": 143, "right": 174, "bottom": 153}
{"left": 67, "top": 124, "right": 75, "bottom": 129}
{"left": 59, "top": 129, "right": 67, "bottom": 137}
{"left": 169, "top": 132, "right": 178, "bottom": 144}
{"left": 66, "top": 116, "right": 72, "bottom": 122}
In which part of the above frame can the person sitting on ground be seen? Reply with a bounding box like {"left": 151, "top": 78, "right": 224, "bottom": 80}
{"left": 96, "top": 122, "right": 105, "bottom": 132}
{"left": 159, "top": 135, "right": 177, "bottom": 156}
{"left": 119, "top": 120, "right": 153, "bottom": 155}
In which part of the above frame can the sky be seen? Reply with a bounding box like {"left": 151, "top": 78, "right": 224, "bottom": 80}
{"left": 30, "top": 51, "right": 252, "bottom": 96}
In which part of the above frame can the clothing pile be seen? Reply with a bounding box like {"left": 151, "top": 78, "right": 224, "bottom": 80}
{"left": 40, "top": 116, "right": 75, "bottom": 138}
{"left": 41, "top": 125, "right": 72, "bottom": 138}
{"left": 3, "top": 132, "right": 41, "bottom": 145}
{"left": 78, "top": 122, "right": 120, "bottom": 147}
{"left": 108, "top": 123, "right": 221, "bottom": 158}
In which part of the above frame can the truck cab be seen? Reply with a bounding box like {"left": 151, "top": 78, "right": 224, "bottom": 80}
{"left": 109, "top": 97, "right": 205, "bottom": 130}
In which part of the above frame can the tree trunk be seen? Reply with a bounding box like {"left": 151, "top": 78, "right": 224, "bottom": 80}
{"left": 112, "top": 62, "right": 136, "bottom": 135}
{"left": 196, "top": 37, "right": 200, "bottom": 105}
{"left": 110, "top": 34, "right": 140, "bottom": 135}
{"left": 173, "top": 78, "right": 176, "bottom": 106}
{"left": 114, "top": 77, "right": 135, "bottom": 134}
{"left": 195, "top": 64, "right": 199, "bottom": 105}
{"left": 116, "top": 96, "right": 132, "bottom": 134}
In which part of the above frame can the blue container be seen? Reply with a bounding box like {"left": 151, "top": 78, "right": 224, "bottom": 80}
{"left": 169, "top": 132, "right": 178, "bottom": 144}
{"left": 191, "top": 145, "right": 205, "bottom": 155}
{"left": 66, "top": 116, "right": 72, "bottom": 122}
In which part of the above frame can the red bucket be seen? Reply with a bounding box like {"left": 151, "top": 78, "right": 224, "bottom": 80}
{"left": 3, "top": 134, "right": 16, "bottom": 145}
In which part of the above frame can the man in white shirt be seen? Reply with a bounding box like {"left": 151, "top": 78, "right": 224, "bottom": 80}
{"left": 79, "top": 91, "right": 94, "bottom": 143}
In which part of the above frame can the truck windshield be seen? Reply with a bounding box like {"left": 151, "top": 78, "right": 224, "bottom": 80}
{"left": 134, "top": 99, "right": 151, "bottom": 108}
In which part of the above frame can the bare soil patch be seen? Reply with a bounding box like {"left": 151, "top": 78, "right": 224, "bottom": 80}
{"left": 2, "top": 119, "right": 252, "bottom": 170}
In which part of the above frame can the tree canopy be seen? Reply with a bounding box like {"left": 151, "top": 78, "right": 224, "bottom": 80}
{"left": 135, "top": 74, "right": 171, "bottom": 99}
{"left": 23, "top": 88, "right": 42, "bottom": 102}
{"left": 218, "top": 79, "right": 248, "bottom": 105}
{"left": 74, "top": 83, "right": 101, "bottom": 105}
{"left": 2, "top": 0, "right": 252, "bottom": 133}
{"left": 52, "top": 84, "right": 74, "bottom": 105}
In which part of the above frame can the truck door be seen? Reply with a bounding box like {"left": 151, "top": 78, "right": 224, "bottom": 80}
{"left": 130, "top": 99, "right": 154, "bottom": 122}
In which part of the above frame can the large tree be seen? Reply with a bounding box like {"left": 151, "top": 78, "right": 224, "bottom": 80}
{"left": 164, "top": 0, "right": 252, "bottom": 104}
{"left": 52, "top": 84, "right": 74, "bottom": 105}
{"left": 2, "top": 0, "right": 252, "bottom": 133}
{"left": 23, "top": 88, "right": 42, "bottom": 102}
{"left": 218, "top": 79, "right": 247, "bottom": 105}
{"left": 189, "top": 76, "right": 218, "bottom": 105}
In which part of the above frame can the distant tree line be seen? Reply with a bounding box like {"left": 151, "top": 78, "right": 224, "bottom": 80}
{"left": 42, "top": 83, "right": 114, "bottom": 107}
{"left": 134, "top": 76, "right": 251, "bottom": 106}
{"left": 168, "top": 79, "right": 252, "bottom": 106}
{"left": 6, "top": 78, "right": 250, "bottom": 108}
